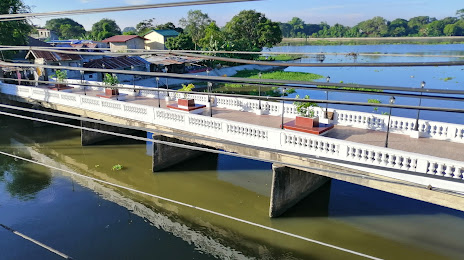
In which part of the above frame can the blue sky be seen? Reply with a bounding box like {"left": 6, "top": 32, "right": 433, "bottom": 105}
{"left": 23, "top": 0, "right": 463, "bottom": 30}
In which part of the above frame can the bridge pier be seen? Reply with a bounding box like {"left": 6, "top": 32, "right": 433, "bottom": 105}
{"left": 269, "top": 164, "right": 331, "bottom": 218}
{"left": 152, "top": 135, "right": 209, "bottom": 172}
{"left": 80, "top": 120, "right": 136, "bottom": 146}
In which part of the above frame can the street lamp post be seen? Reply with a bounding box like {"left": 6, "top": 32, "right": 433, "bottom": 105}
{"left": 156, "top": 77, "right": 160, "bottom": 107}
{"left": 80, "top": 70, "right": 86, "bottom": 95}
{"left": 325, "top": 75, "right": 330, "bottom": 118}
{"left": 414, "top": 81, "right": 425, "bottom": 131}
{"left": 384, "top": 96, "right": 396, "bottom": 148}
{"left": 164, "top": 67, "right": 169, "bottom": 89}
{"left": 258, "top": 72, "right": 262, "bottom": 110}
{"left": 281, "top": 87, "right": 285, "bottom": 129}
{"left": 131, "top": 65, "right": 135, "bottom": 92}
{"left": 208, "top": 82, "right": 213, "bottom": 117}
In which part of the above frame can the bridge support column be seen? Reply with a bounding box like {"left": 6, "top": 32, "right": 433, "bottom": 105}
{"left": 269, "top": 164, "right": 330, "bottom": 218}
{"left": 152, "top": 135, "right": 207, "bottom": 172}
{"left": 81, "top": 120, "right": 135, "bottom": 146}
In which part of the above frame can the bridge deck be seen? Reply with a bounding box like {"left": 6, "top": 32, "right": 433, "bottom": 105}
{"left": 54, "top": 87, "right": 464, "bottom": 162}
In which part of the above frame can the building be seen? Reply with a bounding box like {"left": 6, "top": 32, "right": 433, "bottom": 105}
{"left": 25, "top": 48, "right": 83, "bottom": 80}
{"left": 101, "top": 35, "right": 146, "bottom": 52}
{"left": 144, "top": 30, "right": 180, "bottom": 50}
{"left": 83, "top": 56, "right": 150, "bottom": 82}
{"left": 30, "top": 29, "right": 59, "bottom": 41}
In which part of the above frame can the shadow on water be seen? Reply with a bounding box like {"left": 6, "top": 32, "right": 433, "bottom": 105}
{"left": 280, "top": 179, "right": 464, "bottom": 219}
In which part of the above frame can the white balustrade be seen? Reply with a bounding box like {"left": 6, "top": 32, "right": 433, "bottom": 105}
{"left": 2, "top": 83, "right": 464, "bottom": 191}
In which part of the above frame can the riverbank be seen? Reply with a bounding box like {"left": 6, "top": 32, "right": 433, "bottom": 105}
{"left": 280, "top": 36, "right": 464, "bottom": 45}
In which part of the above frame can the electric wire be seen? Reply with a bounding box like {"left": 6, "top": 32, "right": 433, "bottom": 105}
{"left": 3, "top": 77, "right": 464, "bottom": 103}
{"left": 2, "top": 60, "right": 464, "bottom": 96}
{"left": 0, "top": 0, "right": 260, "bottom": 20}
{"left": 2, "top": 45, "right": 464, "bottom": 59}
{"left": 0, "top": 150, "right": 382, "bottom": 260}
{"left": 2, "top": 46, "right": 464, "bottom": 68}
{"left": 1, "top": 104, "right": 463, "bottom": 196}
{"left": 0, "top": 224, "right": 72, "bottom": 259}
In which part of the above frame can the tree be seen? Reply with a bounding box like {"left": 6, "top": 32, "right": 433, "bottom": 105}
{"left": 136, "top": 18, "right": 155, "bottom": 36}
{"left": 444, "top": 24, "right": 458, "bottom": 36}
{"left": 45, "top": 18, "right": 85, "bottom": 39}
{"left": 456, "top": 8, "right": 464, "bottom": 19}
{"left": 388, "top": 18, "right": 409, "bottom": 36}
{"left": 198, "top": 22, "right": 225, "bottom": 50}
{"left": 179, "top": 10, "right": 213, "bottom": 49}
{"left": 225, "top": 10, "right": 282, "bottom": 51}
{"left": 165, "top": 33, "right": 195, "bottom": 50}
{"left": 155, "top": 22, "right": 183, "bottom": 33}
{"left": 425, "top": 20, "right": 445, "bottom": 36}
{"left": 0, "top": 0, "right": 32, "bottom": 55}
{"left": 408, "top": 16, "right": 432, "bottom": 35}
{"left": 288, "top": 17, "right": 305, "bottom": 37}
{"left": 91, "top": 19, "right": 121, "bottom": 41}
{"left": 356, "top": 16, "right": 388, "bottom": 37}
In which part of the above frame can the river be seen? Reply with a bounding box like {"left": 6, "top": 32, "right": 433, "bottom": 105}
{"left": 268, "top": 43, "right": 464, "bottom": 124}
{"left": 1, "top": 44, "right": 464, "bottom": 259}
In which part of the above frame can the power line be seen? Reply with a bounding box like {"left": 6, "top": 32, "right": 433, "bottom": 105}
{"left": 0, "top": 224, "right": 73, "bottom": 259}
{"left": 0, "top": 0, "right": 260, "bottom": 20}
{"left": 3, "top": 60, "right": 464, "bottom": 96}
{"left": 3, "top": 46, "right": 464, "bottom": 68}
{"left": 2, "top": 45, "right": 464, "bottom": 59}
{"left": 3, "top": 77, "right": 464, "bottom": 104}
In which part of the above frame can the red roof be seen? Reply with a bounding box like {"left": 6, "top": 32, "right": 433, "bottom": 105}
{"left": 101, "top": 35, "right": 146, "bottom": 43}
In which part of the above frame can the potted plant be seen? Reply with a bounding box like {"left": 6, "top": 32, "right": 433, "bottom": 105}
{"left": 177, "top": 83, "right": 195, "bottom": 108}
{"left": 103, "top": 73, "right": 119, "bottom": 96}
{"left": 53, "top": 69, "right": 68, "bottom": 89}
{"left": 294, "top": 95, "right": 319, "bottom": 127}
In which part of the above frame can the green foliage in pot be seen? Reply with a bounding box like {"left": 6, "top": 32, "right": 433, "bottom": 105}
{"left": 294, "top": 95, "right": 319, "bottom": 118}
{"left": 179, "top": 83, "right": 195, "bottom": 98}
{"left": 53, "top": 70, "right": 67, "bottom": 83}
{"left": 103, "top": 73, "right": 119, "bottom": 89}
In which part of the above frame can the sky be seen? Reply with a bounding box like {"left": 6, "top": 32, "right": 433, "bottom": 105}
{"left": 23, "top": 0, "right": 464, "bottom": 31}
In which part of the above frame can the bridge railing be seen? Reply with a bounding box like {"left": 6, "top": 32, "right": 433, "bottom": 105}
{"left": 2, "top": 83, "right": 464, "bottom": 192}
{"left": 5, "top": 80, "right": 464, "bottom": 144}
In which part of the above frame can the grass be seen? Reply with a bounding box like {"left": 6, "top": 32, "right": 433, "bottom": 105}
{"left": 257, "top": 54, "right": 303, "bottom": 61}
{"left": 214, "top": 70, "right": 324, "bottom": 97}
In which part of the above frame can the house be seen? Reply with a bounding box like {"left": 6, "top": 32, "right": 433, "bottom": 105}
{"left": 101, "top": 35, "right": 146, "bottom": 52}
{"left": 144, "top": 30, "right": 180, "bottom": 50}
{"left": 143, "top": 54, "right": 204, "bottom": 74}
{"left": 30, "top": 29, "right": 59, "bottom": 41}
{"left": 25, "top": 48, "right": 83, "bottom": 80}
{"left": 83, "top": 56, "right": 150, "bottom": 82}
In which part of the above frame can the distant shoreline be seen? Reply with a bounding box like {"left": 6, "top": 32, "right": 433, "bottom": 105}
{"left": 280, "top": 36, "right": 464, "bottom": 45}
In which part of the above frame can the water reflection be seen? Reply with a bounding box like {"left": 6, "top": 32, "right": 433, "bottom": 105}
{"left": 0, "top": 152, "right": 51, "bottom": 201}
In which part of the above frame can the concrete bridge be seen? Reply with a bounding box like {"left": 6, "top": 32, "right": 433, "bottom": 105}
{"left": 1, "top": 81, "right": 464, "bottom": 217}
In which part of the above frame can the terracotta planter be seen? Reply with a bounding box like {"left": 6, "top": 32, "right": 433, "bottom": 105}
{"left": 178, "top": 98, "right": 195, "bottom": 108}
{"left": 55, "top": 83, "right": 67, "bottom": 89}
{"left": 295, "top": 116, "right": 319, "bottom": 128}
{"left": 105, "top": 88, "right": 119, "bottom": 96}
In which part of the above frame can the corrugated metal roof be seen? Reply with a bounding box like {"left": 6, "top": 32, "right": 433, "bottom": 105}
{"left": 101, "top": 35, "right": 146, "bottom": 43}
{"left": 143, "top": 54, "right": 203, "bottom": 66}
{"left": 150, "top": 30, "right": 179, "bottom": 37}
{"left": 26, "top": 50, "right": 82, "bottom": 62}
{"left": 84, "top": 56, "right": 148, "bottom": 69}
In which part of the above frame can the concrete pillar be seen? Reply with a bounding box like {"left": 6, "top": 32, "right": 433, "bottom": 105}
{"left": 152, "top": 135, "right": 208, "bottom": 172}
{"left": 269, "top": 164, "right": 331, "bottom": 218}
{"left": 81, "top": 120, "right": 135, "bottom": 146}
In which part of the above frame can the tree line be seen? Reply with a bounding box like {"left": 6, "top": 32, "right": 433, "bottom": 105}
{"left": 280, "top": 9, "right": 464, "bottom": 38}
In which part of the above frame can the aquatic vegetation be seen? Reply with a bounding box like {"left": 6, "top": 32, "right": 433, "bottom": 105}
{"left": 112, "top": 164, "right": 123, "bottom": 171}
